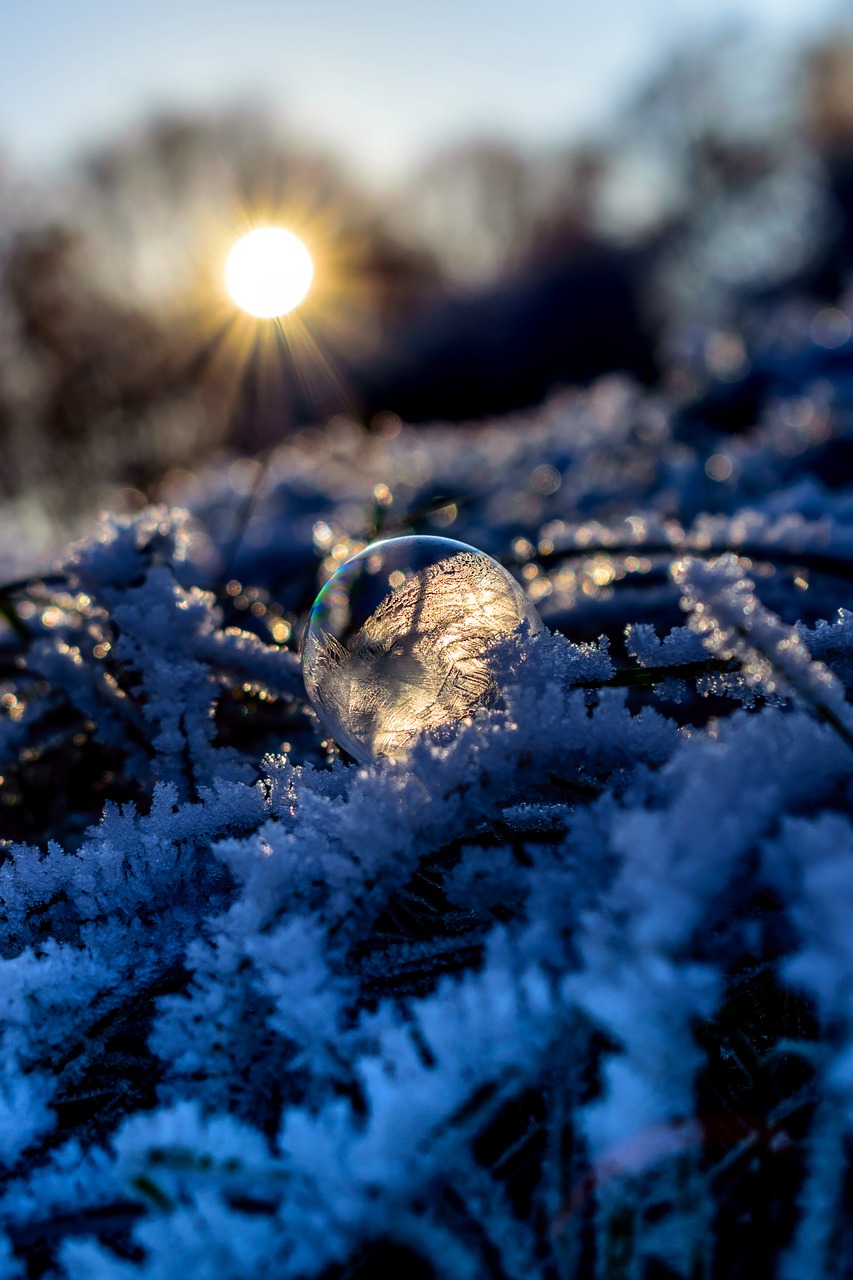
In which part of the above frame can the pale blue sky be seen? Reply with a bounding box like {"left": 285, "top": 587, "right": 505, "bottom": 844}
{"left": 1, "top": 0, "right": 847, "bottom": 184}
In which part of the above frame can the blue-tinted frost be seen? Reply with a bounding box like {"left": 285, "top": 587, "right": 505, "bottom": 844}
{"left": 3, "top": 355, "right": 853, "bottom": 1278}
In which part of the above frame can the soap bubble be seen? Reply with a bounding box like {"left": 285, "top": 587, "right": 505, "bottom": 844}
{"left": 302, "top": 536, "right": 543, "bottom": 763}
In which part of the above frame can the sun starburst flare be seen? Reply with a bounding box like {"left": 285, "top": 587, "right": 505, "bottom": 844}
{"left": 225, "top": 227, "right": 314, "bottom": 318}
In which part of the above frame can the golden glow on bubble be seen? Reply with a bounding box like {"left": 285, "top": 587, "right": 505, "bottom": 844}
{"left": 225, "top": 227, "right": 314, "bottom": 318}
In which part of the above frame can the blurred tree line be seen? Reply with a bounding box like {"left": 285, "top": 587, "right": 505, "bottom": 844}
{"left": 3, "top": 27, "right": 853, "bottom": 532}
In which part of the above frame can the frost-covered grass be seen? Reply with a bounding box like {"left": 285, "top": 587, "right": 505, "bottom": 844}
{"left": 2, "top": 312, "right": 853, "bottom": 1277}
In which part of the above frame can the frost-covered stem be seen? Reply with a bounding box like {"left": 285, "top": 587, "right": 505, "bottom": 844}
{"left": 673, "top": 553, "right": 853, "bottom": 755}
{"left": 527, "top": 542, "right": 853, "bottom": 582}
{"left": 782, "top": 1102, "right": 846, "bottom": 1280}
{"left": 584, "top": 658, "right": 738, "bottom": 690}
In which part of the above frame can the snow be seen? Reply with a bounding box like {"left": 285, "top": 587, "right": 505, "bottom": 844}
{"left": 3, "top": 304, "right": 853, "bottom": 1275}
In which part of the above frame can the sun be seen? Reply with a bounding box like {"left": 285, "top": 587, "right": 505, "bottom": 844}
{"left": 225, "top": 227, "right": 314, "bottom": 318}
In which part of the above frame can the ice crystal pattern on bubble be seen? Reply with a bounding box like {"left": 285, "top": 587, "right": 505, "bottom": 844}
{"left": 302, "top": 536, "right": 543, "bottom": 762}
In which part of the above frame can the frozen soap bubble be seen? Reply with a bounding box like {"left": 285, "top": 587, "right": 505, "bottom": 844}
{"left": 302, "top": 535, "right": 543, "bottom": 763}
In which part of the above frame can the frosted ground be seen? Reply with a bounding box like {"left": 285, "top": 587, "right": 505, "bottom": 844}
{"left": 2, "top": 298, "right": 853, "bottom": 1277}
